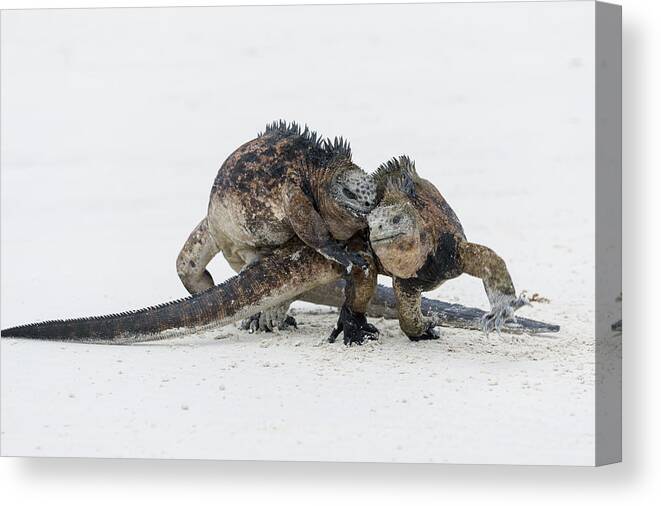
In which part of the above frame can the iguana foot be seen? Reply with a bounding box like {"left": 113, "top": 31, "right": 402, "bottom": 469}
{"left": 408, "top": 324, "right": 442, "bottom": 342}
{"left": 240, "top": 314, "right": 266, "bottom": 333}
{"left": 328, "top": 305, "right": 379, "bottom": 346}
{"left": 482, "top": 292, "right": 531, "bottom": 336}
{"left": 240, "top": 304, "right": 297, "bottom": 333}
{"left": 279, "top": 315, "right": 298, "bottom": 330}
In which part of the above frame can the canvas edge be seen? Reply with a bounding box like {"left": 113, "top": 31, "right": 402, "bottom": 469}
{"left": 595, "top": 0, "right": 622, "bottom": 467}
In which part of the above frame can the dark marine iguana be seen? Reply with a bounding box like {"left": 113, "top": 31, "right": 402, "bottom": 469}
{"left": 175, "top": 121, "right": 378, "bottom": 331}
{"left": 0, "top": 120, "right": 376, "bottom": 342}
{"left": 0, "top": 121, "right": 384, "bottom": 342}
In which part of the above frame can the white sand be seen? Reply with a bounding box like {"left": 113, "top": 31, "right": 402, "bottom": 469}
{"left": 1, "top": 3, "right": 605, "bottom": 464}
{"left": 1, "top": 308, "right": 594, "bottom": 464}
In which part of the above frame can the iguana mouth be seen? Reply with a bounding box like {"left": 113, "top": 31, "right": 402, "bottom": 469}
{"left": 341, "top": 201, "right": 371, "bottom": 218}
{"left": 371, "top": 232, "right": 405, "bottom": 244}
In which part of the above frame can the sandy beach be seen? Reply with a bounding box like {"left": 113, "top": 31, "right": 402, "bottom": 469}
{"left": 1, "top": 306, "right": 595, "bottom": 464}
{"left": 1, "top": 3, "right": 610, "bottom": 465}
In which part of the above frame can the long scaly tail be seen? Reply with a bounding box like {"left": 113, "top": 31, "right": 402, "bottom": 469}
{"left": 1, "top": 243, "right": 344, "bottom": 343}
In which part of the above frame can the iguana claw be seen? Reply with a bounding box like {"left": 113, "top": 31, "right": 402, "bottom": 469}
{"left": 408, "top": 322, "right": 442, "bottom": 342}
{"left": 481, "top": 292, "right": 532, "bottom": 336}
{"left": 328, "top": 304, "right": 379, "bottom": 346}
{"left": 241, "top": 306, "right": 297, "bottom": 333}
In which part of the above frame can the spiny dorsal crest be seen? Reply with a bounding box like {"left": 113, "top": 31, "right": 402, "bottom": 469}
{"left": 260, "top": 120, "right": 305, "bottom": 138}
{"left": 260, "top": 120, "right": 352, "bottom": 162}
{"left": 323, "top": 136, "right": 352, "bottom": 161}
{"left": 374, "top": 155, "right": 418, "bottom": 201}
{"left": 260, "top": 120, "right": 323, "bottom": 150}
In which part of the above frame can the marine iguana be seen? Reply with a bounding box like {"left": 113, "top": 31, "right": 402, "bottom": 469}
{"left": 176, "top": 121, "right": 377, "bottom": 331}
{"left": 333, "top": 155, "right": 533, "bottom": 341}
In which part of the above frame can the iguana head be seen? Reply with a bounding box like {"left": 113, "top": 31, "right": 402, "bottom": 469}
{"left": 315, "top": 156, "right": 378, "bottom": 240}
{"left": 368, "top": 156, "right": 431, "bottom": 278}
{"left": 328, "top": 164, "right": 378, "bottom": 218}
{"left": 368, "top": 188, "right": 427, "bottom": 279}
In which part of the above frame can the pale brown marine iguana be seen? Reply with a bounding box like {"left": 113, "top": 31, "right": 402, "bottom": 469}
{"left": 326, "top": 156, "right": 539, "bottom": 343}
{"left": 293, "top": 155, "right": 552, "bottom": 345}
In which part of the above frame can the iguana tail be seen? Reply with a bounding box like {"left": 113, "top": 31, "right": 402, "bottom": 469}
{"left": 301, "top": 283, "right": 559, "bottom": 335}
{"left": 1, "top": 243, "right": 343, "bottom": 344}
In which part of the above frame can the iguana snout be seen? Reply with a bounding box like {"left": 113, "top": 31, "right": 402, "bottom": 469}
{"left": 368, "top": 201, "right": 426, "bottom": 279}
{"left": 368, "top": 203, "right": 416, "bottom": 242}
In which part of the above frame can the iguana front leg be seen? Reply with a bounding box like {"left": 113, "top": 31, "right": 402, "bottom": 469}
{"left": 327, "top": 237, "right": 379, "bottom": 345}
{"left": 392, "top": 278, "right": 442, "bottom": 341}
{"left": 284, "top": 182, "right": 368, "bottom": 273}
{"left": 457, "top": 241, "right": 530, "bottom": 335}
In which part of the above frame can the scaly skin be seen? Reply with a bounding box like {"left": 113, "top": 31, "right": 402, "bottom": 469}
{"left": 0, "top": 241, "right": 346, "bottom": 343}
{"left": 176, "top": 123, "right": 554, "bottom": 341}
{"left": 176, "top": 121, "right": 377, "bottom": 330}
{"left": 360, "top": 156, "right": 541, "bottom": 340}
{"left": 293, "top": 156, "right": 559, "bottom": 343}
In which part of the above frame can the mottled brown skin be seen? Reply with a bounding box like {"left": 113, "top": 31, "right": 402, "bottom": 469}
{"left": 176, "top": 121, "right": 377, "bottom": 331}
{"left": 365, "top": 156, "right": 528, "bottom": 340}
{"left": 177, "top": 150, "right": 539, "bottom": 343}
{"left": 0, "top": 240, "right": 358, "bottom": 343}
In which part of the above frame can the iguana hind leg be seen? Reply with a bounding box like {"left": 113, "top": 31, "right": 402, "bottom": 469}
{"left": 176, "top": 217, "right": 220, "bottom": 294}
{"left": 240, "top": 303, "right": 297, "bottom": 333}
{"left": 178, "top": 224, "right": 296, "bottom": 333}
{"left": 226, "top": 249, "right": 298, "bottom": 333}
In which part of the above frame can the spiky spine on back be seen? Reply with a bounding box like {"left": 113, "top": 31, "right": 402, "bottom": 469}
{"left": 373, "top": 155, "right": 419, "bottom": 203}
{"left": 259, "top": 120, "right": 352, "bottom": 165}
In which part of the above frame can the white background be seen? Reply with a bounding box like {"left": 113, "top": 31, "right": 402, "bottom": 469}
{"left": 0, "top": 0, "right": 658, "bottom": 504}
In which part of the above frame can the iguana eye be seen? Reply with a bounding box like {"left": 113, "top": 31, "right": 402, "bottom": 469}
{"left": 343, "top": 188, "right": 357, "bottom": 200}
